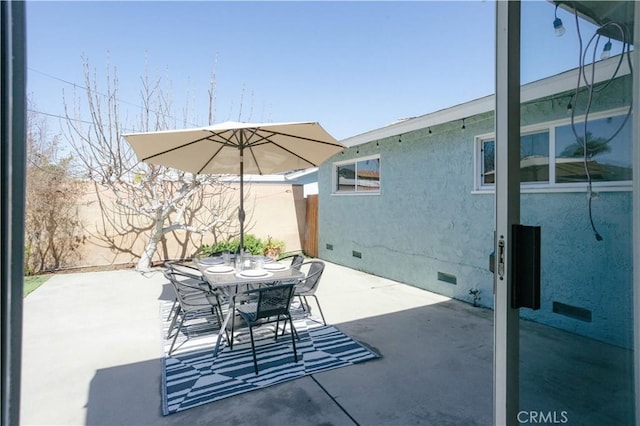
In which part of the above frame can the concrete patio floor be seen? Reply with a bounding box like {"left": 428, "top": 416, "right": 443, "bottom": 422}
{"left": 20, "top": 261, "right": 632, "bottom": 425}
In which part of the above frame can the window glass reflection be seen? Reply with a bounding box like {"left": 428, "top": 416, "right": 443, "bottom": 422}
{"left": 334, "top": 156, "right": 381, "bottom": 194}
{"left": 356, "top": 158, "right": 380, "bottom": 191}
{"left": 555, "top": 115, "right": 632, "bottom": 183}
{"left": 336, "top": 163, "right": 356, "bottom": 191}
{"left": 520, "top": 131, "right": 549, "bottom": 183}
{"left": 482, "top": 140, "right": 495, "bottom": 185}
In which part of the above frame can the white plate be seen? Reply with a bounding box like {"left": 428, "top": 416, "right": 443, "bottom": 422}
{"left": 238, "top": 269, "right": 272, "bottom": 278}
{"left": 207, "top": 265, "right": 234, "bottom": 274}
{"left": 263, "top": 262, "right": 288, "bottom": 271}
{"left": 200, "top": 257, "right": 224, "bottom": 265}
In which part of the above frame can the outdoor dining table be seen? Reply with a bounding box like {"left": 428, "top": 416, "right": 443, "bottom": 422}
{"left": 194, "top": 256, "right": 305, "bottom": 356}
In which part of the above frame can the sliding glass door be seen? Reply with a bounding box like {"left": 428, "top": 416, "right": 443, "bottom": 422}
{"left": 495, "top": 1, "right": 638, "bottom": 424}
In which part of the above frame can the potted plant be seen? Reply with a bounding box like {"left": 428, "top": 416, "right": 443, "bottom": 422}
{"left": 263, "top": 236, "right": 285, "bottom": 259}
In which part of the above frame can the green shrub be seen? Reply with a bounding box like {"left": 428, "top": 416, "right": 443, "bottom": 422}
{"left": 201, "top": 234, "right": 286, "bottom": 257}
{"left": 242, "top": 234, "right": 266, "bottom": 255}
{"left": 201, "top": 234, "right": 265, "bottom": 256}
{"left": 201, "top": 240, "right": 236, "bottom": 255}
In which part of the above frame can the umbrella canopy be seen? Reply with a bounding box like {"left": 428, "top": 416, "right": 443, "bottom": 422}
{"left": 122, "top": 121, "right": 345, "bottom": 251}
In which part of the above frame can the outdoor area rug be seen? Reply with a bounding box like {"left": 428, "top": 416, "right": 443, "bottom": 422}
{"left": 160, "top": 300, "right": 380, "bottom": 415}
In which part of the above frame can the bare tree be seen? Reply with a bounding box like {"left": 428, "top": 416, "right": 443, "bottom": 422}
{"left": 25, "top": 101, "right": 85, "bottom": 274}
{"left": 62, "top": 56, "right": 249, "bottom": 271}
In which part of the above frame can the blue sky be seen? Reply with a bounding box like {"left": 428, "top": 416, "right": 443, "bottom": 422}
{"left": 26, "top": 1, "right": 610, "bottom": 142}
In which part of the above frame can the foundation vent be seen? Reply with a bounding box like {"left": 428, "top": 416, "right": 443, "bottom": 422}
{"left": 438, "top": 272, "right": 457, "bottom": 285}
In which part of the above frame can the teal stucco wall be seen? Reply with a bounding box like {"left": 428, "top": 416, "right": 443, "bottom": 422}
{"left": 318, "top": 77, "right": 633, "bottom": 348}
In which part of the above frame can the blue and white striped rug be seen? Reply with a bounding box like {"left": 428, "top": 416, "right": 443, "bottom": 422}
{"left": 160, "top": 301, "right": 380, "bottom": 415}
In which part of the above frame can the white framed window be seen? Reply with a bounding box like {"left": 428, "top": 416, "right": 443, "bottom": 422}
{"left": 474, "top": 108, "right": 632, "bottom": 192}
{"left": 332, "top": 154, "right": 381, "bottom": 195}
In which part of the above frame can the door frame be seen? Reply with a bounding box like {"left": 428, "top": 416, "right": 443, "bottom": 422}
{"left": 633, "top": 2, "right": 640, "bottom": 425}
{"left": 493, "top": 2, "right": 521, "bottom": 425}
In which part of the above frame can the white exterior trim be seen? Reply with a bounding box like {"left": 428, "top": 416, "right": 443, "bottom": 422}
{"left": 331, "top": 154, "right": 381, "bottom": 196}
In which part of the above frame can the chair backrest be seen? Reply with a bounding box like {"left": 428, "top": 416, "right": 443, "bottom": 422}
{"left": 164, "top": 260, "right": 203, "bottom": 280}
{"left": 298, "top": 261, "right": 325, "bottom": 293}
{"left": 290, "top": 254, "right": 305, "bottom": 270}
{"left": 278, "top": 252, "right": 305, "bottom": 270}
{"left": 163, "top": 270, "right": 189, "bottom": 303}
{"left": 253, "top": 283, "right": 296, "bottom": 320}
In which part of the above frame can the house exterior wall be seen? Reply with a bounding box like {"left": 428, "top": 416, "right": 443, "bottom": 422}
{"left": 318, "top": 75, "right": 633, "bottom": 348}
{"left": 319, "top": 116, "right": 496, "bottom": 311}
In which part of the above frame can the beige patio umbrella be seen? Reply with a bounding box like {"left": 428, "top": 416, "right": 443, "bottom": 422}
{"left": 122, "top": 121, "right": 344, "bottom": 252}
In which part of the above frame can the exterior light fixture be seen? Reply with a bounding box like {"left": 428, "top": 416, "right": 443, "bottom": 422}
{"left": 461, "top": 118, "right": 466, "bottom": 130}
{"left": 601, "top": 39, "right": 612, "bottom": 59}
{"left": 553, "top": 5, "right": 565, "bottom": 37}
{"left": 428, "top": 128, "right": 432, "bottom": 134}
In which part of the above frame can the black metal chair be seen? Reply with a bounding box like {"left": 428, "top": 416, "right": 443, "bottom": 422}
{"left": 278, "top": 252, "right": 305, "bottom": 270}
{"left": 164, "top": 261, "right": 223, "bottom": 325}
{"left": 236, "top": 283, "right": 298, "bottom": 374}
{"left": 163, "top": 269, "right": 225, "bottom": 355}
{"left": 294, "top": 260, "right": 327, "bottom": 326}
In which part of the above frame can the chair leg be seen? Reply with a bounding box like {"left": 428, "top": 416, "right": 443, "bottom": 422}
{"left": 167, "top": 298, "right": 178, "bottom": 321}
{"left": 214, "top": 295, "right": 224, "bottom": 325}
{"left": 229, "top": 305, "right": 236, "bottom": 350}
{"left": 248, "top": 325, "right": 259, "bottom": 375}
{"left": 312, "top": 295, "right": 327, "bottom": 326}
{"left": 169, "top": 314, "right": 186, "bottom": 355}
{"left": 298, "top": 295, "right": 306, "bottom": 311}
{"left": 167, "top": 306, "right": 182, "bottom": 338}
{"left": 275, "top": 315, "right": 281, "bottom": 342}
{"left": 289, "top": 316, "right": 298, "bottom": 363}
{"left": 210, "top": 301, "right": 220, "bottom": 326}
{"left": 280, "top": 316, "right": 300, "bottom": 341}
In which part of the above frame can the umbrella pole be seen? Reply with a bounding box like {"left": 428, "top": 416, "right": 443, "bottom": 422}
{"left": 239, "top": 146, "right": 245, "bottom": 254}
